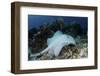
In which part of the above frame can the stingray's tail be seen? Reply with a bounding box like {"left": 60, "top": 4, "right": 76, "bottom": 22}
{"left": 30, "top": 47, "right": 49, "bottom": 57}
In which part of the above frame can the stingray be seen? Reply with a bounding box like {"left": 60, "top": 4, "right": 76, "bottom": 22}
{"left": 30, "top": 31, "right": 76, "bottom": 58}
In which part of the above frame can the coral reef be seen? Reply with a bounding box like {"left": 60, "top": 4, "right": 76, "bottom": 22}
{"left": 28, "top": 18, "right": 88, "bottom": 60}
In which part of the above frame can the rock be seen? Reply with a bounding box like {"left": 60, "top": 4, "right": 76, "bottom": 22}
{"left": 79, "top": 47, "right": 88, "bottom": 58}
{"left": 58, "top": 45, "right": 81, "bottom": 59}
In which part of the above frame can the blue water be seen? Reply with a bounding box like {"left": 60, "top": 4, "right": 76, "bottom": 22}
{"left": 28, "top": 15, "right": 88, "bottom": 30}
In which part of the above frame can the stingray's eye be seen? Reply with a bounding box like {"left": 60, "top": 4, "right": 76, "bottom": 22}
{"left": 68, "top": 44, "right": 75, "bottom": 47}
